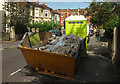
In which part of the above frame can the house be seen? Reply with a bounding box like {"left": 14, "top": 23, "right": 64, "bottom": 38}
{"left": 28, "top": 2, "right": 60, "bottom": 23}
{"left": 52, "top": 10, "right": 60, "bottom": 23}
{"left": 54, "top": 8, "right": 86, "bottom": 27}
{"left": 29, "top": 2, "right": 52, "bottom": 23}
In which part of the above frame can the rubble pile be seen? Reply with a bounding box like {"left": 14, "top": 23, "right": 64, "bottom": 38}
{"left": 34, "top": 34, "right": 85, "bottom": 57}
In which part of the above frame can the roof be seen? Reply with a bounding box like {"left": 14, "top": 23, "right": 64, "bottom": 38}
{"left": 65, "top": 15, "right": 87, "bottom": 21}
{"left": 58, "top": 9, "right": 67, "bottom": 12}
{"left": 55, "top": 9, "right": 85, "bottom": 13}
{"left": 40, "top": 4, "right": 52, "bottom": 10}
{"left": 29, "top": 2, "right": 42, "bottom": 7}
{"left": 52, "top": 10, "right": 60, "bottom": 14}
{"left": 70, "top": 9, "right": 78, "bottom": 12}
{"left": 29, "top": 2, "right": 52, "bottom": 10}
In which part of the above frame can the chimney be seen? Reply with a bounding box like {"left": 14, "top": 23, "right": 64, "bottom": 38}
{"left": 78, "top": 8, "right": 80, "bottom": 11}
{"left": 67, "top": 9, "right": 70, "bottom": 12}
{"left": 42, "top": 3, "right": 47, "bottom": 5}
{"left": 58, "top": 8, "right": 60, "bottom": 12}
{"left": 36, "top": 0, "right": 39, "bottom": 4}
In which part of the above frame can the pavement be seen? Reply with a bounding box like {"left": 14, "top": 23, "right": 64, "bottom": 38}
{"left": 2, "top": 35, "right": 119, "bottom": 83}
{"left": 1, "top": 41, "right": 20, "bottom": 50}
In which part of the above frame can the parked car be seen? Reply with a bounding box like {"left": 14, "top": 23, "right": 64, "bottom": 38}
{"left": 49, "top": 29, "right": 62, "bottom": 36}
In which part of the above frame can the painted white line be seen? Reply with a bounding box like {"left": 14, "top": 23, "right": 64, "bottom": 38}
{"left": 10, "top": 69, "right": 21, "bottom": 76}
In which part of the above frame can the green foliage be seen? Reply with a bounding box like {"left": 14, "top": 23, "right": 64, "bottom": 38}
{"left": 28, "top": 21, "right": 62, "bottom": 32}
{"left": 3, "top": 2, "right": 30, "bottom": 27}
{"left": 86, "top": 2, "right": 120, "bottom": 40}
{"left": 2, "top": 32, "right": 10, "bottom": 41}
{"left": 104, "top": 15, "right": 119, "bottom": 41}
{"left": 3, "top": 2, "right": 30, "bottom": 39}
{"left": 15, "top": 22, "right": 28, "bottom": 39}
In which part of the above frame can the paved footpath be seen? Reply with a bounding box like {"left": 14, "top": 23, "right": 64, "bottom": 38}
{"left": 1, "top": 41, "right": 20, "bottom": 50}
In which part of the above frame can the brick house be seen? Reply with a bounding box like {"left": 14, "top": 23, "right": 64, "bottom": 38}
{"left": 54, "top": 8, "right": 86, "bottom": 27}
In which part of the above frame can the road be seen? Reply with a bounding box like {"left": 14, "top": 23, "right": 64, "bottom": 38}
{"left": 2, "top": 47, "right": 27, "bottom": 82}
{"left": 2, "top": 35, "right": 119, "bottom": 83}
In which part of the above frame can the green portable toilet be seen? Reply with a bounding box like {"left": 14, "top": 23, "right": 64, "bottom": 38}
{"left": 65, "top": 15, "right": 87, "bottom": 57}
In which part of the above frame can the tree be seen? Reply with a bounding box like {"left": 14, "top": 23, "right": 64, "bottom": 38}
{"left": 86, "top": 2, "right": 120, "bottom": 41}
{"left": 3, "top": 2, "right": 31, "bottom": 40}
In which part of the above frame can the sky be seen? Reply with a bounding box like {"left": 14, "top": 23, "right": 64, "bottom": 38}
{"left": 39, "top": 2, "right": 90, "bottom": 10}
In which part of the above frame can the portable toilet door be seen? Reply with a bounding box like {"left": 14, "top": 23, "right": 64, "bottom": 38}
{"left": 65, "top": 15, "right": 87, "bottom": 57}
{"left": 65, "top": 15, "right": 87, "bottom": 38}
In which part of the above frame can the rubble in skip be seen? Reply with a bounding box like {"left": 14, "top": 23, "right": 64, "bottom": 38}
{"left": 35, "top": 34, "right": 85, "bottom": 57}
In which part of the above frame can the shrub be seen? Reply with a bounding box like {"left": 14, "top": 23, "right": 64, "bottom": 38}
{"left": 28, "top": 21, "right": 62, "bottom": 32}
{"left": 104, "top": 15, "right": 119, "bottom": 41}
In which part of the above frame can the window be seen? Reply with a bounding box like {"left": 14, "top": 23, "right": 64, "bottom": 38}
{"left": 69, "top": 22, "right": 72, "bottom": 24}
{"left": 41, "top": 12, "right": 43, "bottom": 17}
{"left": 61, "top": 14, "right": 64, "bottom": 17}
{"left": 35, "top": 21, "right": 38, "bottom": 23}
{"left": 80, "top": 22, "right": 83, "bottom": 24}
{"left": 35, "top": 8, "right": 39, "bottom": 17}
{"left": 77, "top": 22, "right": 79, "bottom": 24}
{"left": 30, "top": 10, "right": 32, "bottom": 16}
{"left": 61, "top": 20, "right": 64, "bottom": 24}
{"left": 50, "top": 13, "right": 52, "bottom": 18}
{"left": 55, "top": 15, "right": 57, "bottom": 20}
{"left": 41, "top": 9, "right": 43, "bottom": 12}
{"left": 73, "top": 22, "right": 75, "bottom": 24}
{"left": 45, "top": 11, "right": 48, "bottom": 17}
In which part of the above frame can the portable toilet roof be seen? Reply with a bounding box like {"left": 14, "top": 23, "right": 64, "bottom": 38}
{"left": 65, "top": 15, "right": 87, "bottom": 21}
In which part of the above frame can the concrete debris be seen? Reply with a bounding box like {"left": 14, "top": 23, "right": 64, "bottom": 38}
{"left": 34, "top": 34, "right": 85, "bottom": 57}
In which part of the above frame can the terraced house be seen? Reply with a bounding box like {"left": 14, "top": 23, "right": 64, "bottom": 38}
{"left": 54, "top": 8, "right": 86, "bottom": 27}
{"left": 29, "top": 2, "right": 60, "bottom": 23}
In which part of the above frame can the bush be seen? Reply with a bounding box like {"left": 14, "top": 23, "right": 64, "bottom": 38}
{"left": 28, "top": 21, "right": 62, "bottom": 32}
{"left": 104, "top": 15, "right": 119, "bottom": 41}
